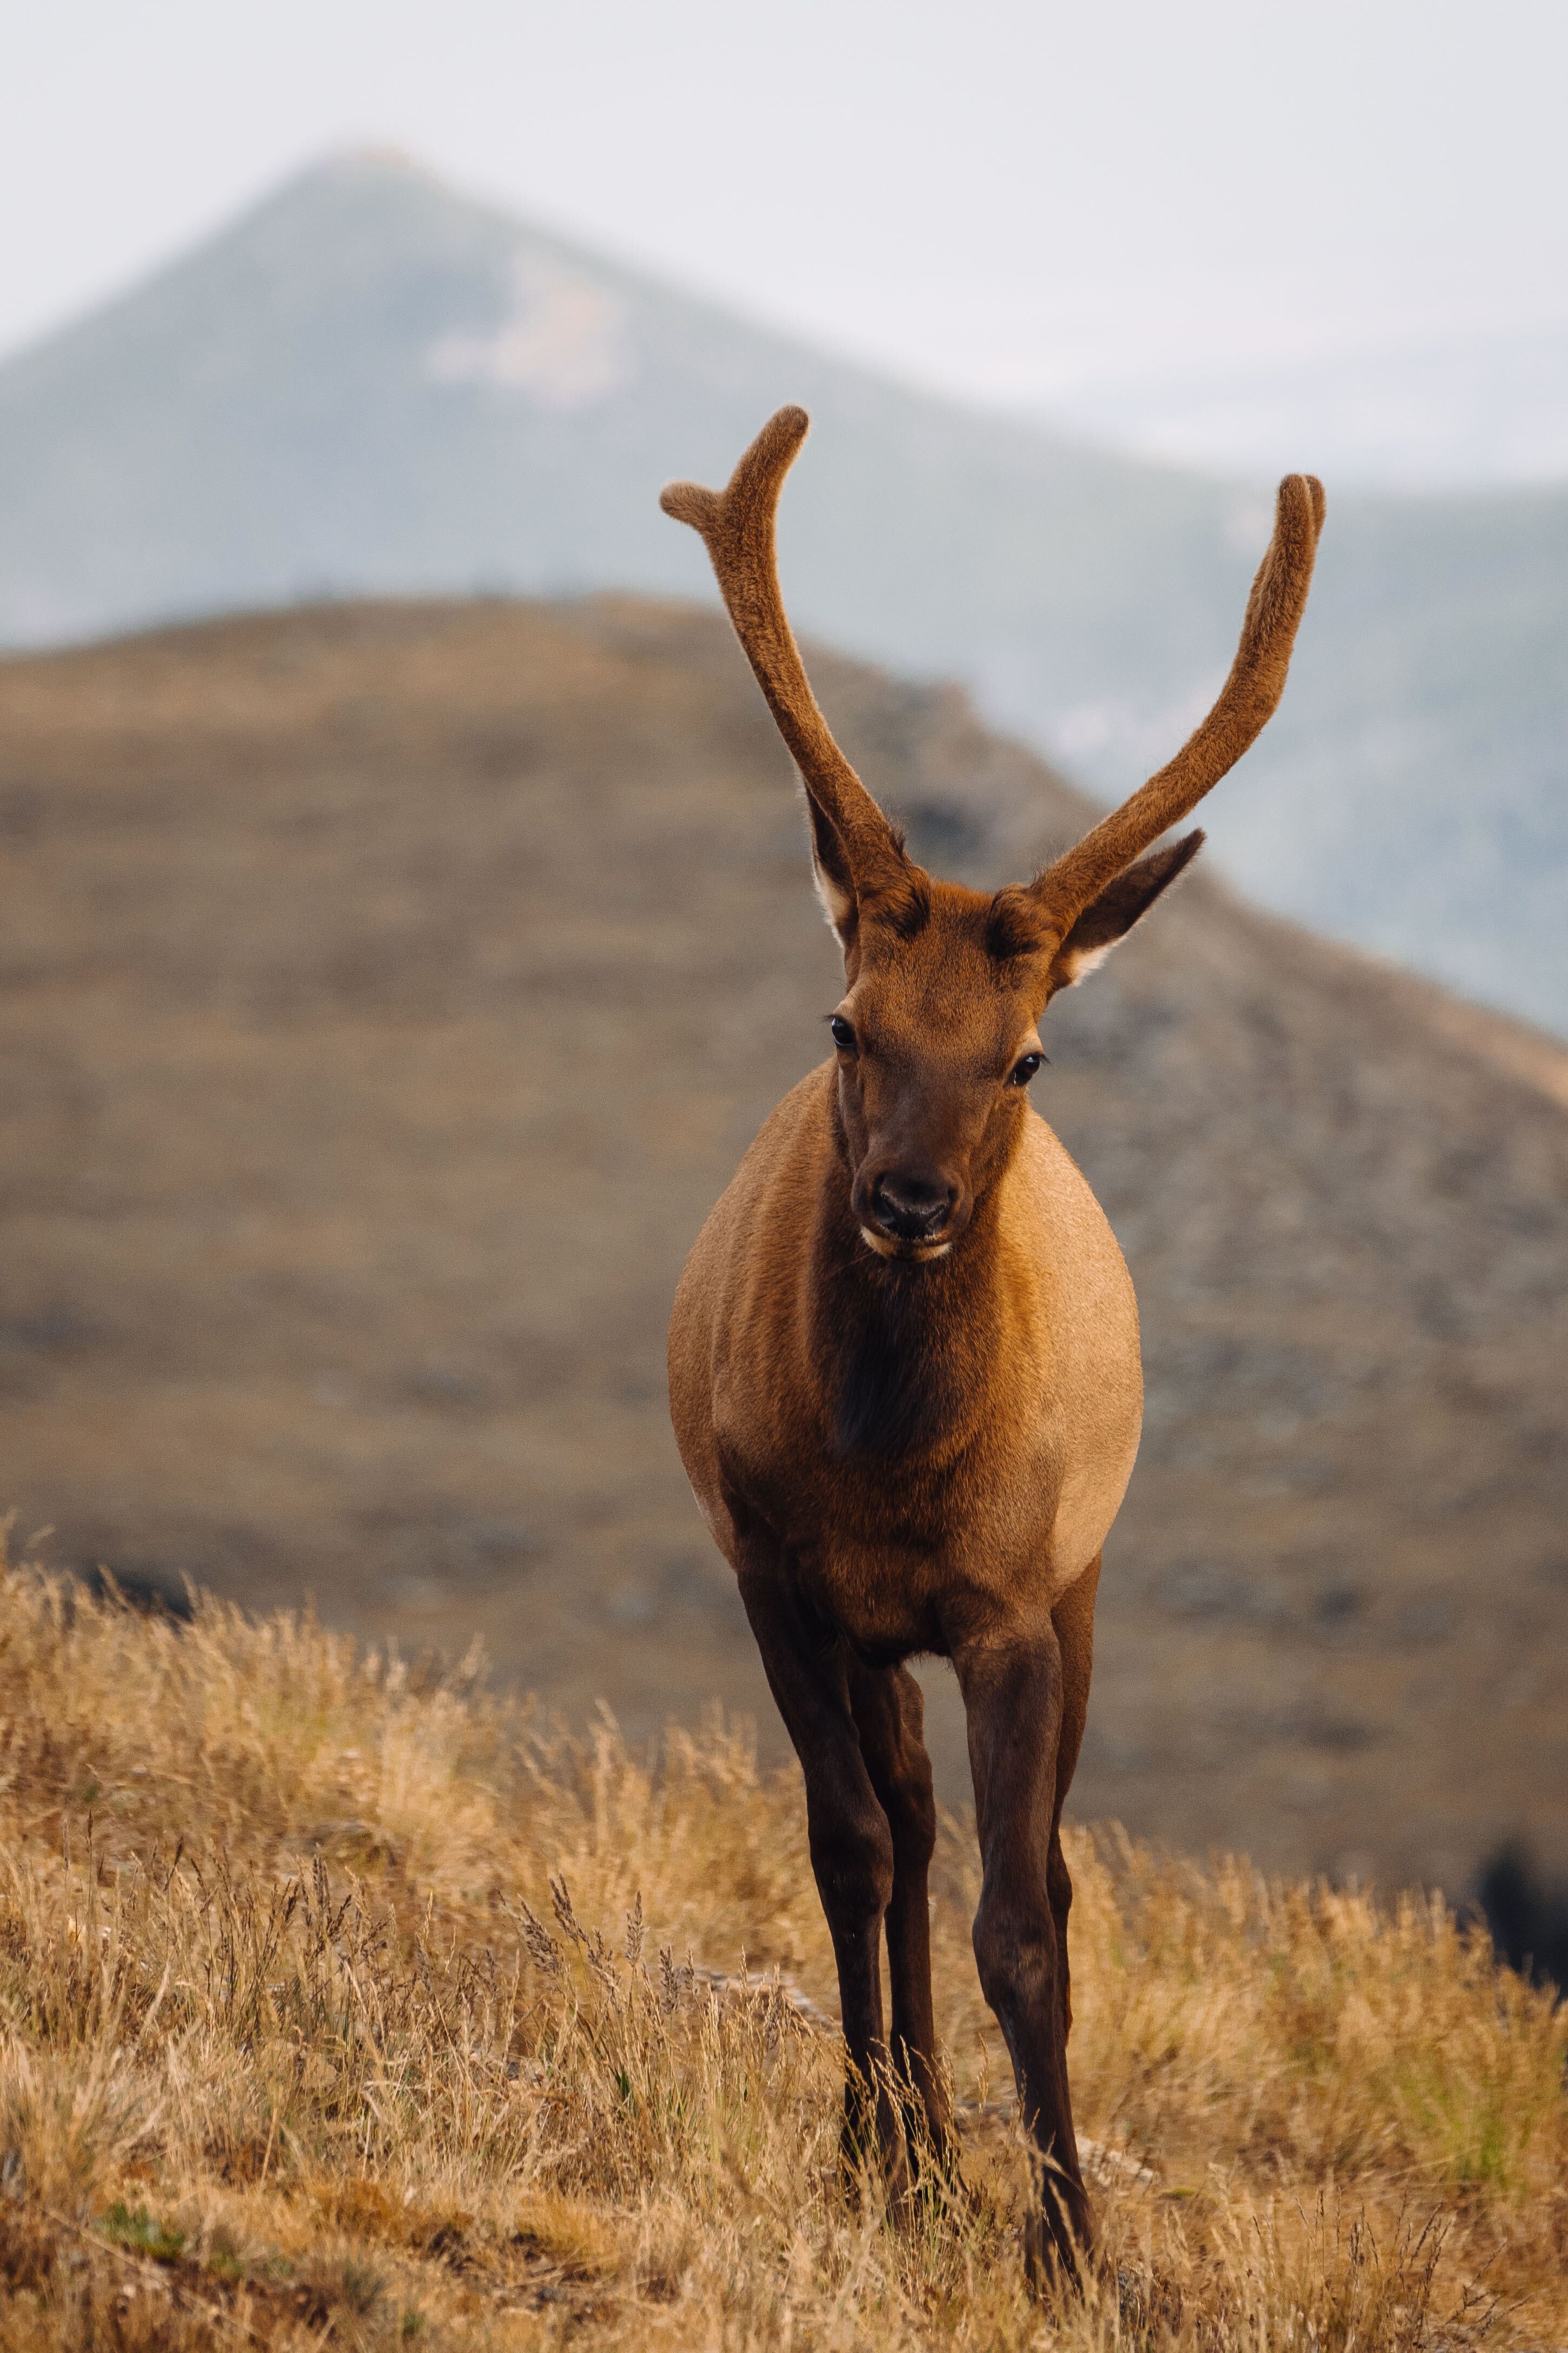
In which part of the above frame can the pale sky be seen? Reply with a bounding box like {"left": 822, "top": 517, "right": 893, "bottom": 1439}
{"left": 6, "top": 0, "right": 1567, "bottom": 466}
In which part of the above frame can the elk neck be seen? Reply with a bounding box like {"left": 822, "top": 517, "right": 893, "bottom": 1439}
{"left": 810, "top": 1093, "right": 1018, "bottom": 1467}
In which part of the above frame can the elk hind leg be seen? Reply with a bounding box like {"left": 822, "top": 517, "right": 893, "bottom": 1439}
{"left": 846, "top": 1657, "right": 956, "bottom": 2177}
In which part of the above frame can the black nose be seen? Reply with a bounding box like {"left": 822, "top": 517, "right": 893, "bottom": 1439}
{"left": 872, "top": 1168, "right": 956, "bottom": 1241}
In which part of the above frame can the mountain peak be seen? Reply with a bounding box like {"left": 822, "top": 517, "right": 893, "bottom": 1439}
{"left": 0, "top": 164, "right": 1563, "bottom": 1032}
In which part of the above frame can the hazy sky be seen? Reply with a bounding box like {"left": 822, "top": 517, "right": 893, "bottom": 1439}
{"left": 6, "top": 0, "right": 1567, "bottom": 424}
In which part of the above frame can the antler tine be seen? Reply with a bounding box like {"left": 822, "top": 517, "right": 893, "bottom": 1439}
{"left": 1029, "top": 473, "right": 1326, "bottom": 938}
{"left": 660, "top": 407, "right": 905, "bottom": 887}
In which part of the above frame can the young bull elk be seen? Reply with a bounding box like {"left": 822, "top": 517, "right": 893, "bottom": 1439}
{"left": 661, "top": 408, "right": 1323, "bottom": 2276}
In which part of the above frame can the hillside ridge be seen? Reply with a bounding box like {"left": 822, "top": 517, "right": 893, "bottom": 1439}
{"left": 2, "top": 593, "right": 1564, "bottom": 1900}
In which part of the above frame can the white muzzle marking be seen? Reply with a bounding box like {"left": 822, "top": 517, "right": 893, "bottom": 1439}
{"left": 859, "top": 1226, "right": 951, "bottom": 1264}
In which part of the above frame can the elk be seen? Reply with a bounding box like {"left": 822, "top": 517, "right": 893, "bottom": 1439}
{"left": 661, "top": 408, "right": 1323, "bottom": 2277}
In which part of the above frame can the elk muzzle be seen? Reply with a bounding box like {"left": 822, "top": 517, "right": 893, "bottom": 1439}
{"left": 854, "top": 1161, "right": 969, "bottom": 1259}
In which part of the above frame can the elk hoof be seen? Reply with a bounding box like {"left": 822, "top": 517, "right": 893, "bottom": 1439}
{"left": 1022, "top": 2190, "right": 1096, "bottom": 2296}
{"left": 838, "top": 2090, "right": 910, "bottom": 2206}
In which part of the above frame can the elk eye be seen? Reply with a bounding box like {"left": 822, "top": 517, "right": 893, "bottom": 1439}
{"left": 830, "top": 1015, "right": 856, "bottom": 1051}
{"left": 1008, "top": 1051, "right": 1044, "bottom": 1086}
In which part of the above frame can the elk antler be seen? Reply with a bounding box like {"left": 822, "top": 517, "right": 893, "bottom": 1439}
{"left": 1026, "top": 473, "right": 1326, "bottom": 940}
{"left": 660, "top": 407, "right": 911, "bottom": 903}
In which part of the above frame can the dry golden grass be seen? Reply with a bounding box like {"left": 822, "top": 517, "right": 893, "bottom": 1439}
{"left": 0, "top": 1532, "right": 1562, "bottom": 2350}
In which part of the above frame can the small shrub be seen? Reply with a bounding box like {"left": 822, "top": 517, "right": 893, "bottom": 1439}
{"left": 100, "top": 2201, "right": 187, "bottom": 2263}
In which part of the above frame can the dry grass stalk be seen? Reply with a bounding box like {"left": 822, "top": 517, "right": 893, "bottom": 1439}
{"left": 0, "top": 1534, "right": 1562, "bottom": 2347}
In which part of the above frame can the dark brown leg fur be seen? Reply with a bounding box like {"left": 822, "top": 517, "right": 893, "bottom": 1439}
{"left": 845, "top": 1657, "right": 956, "bottom": 2173}
{"left": 734, "top": 1549, "right": 909, "bottom": 2196}
{"left": 954, "top": 1612, "right": 1092, "bottom": 2282}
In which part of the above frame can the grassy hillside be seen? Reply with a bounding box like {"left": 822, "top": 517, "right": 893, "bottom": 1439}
{"left": 0, "top": 1547, "right": 1563, "bottom": 2350}
{"left": 0, "top": 154, "right": 1564, "bottom": 1030}
{"left": 2, "top": 596, "right": 1566, "bottom": 1900}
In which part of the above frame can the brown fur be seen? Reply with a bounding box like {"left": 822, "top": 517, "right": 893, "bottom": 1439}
{"left": 661, "top": 410, "right": 1322, "bottom": 2278}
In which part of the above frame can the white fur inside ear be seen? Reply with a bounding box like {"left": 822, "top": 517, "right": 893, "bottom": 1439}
{"left": 1056, "top": 937, "right": 1118, "bottom": 985}
{"left": 810, "top": 852, "right": 855, "bottom": 944}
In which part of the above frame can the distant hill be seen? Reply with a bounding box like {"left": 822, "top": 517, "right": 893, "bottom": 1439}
{"left": 2, "top": 596, "right": 1565, "bottom": 1899}
{"left": 0, "top": 155, "right": 1564, "bottom": 1033}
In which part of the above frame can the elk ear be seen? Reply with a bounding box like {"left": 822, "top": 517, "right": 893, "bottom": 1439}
{"left": 803, "top": 789, "right": 858, "bottom": 945}
{"left": 1049, "top": 830, "right": 1204, "bottom": 988}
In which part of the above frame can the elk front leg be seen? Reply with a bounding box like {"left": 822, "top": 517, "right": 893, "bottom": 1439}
{"left": 735, "top": 1556, "right": 909, "bottom": 2197}
{"left": 1047, "top": 1559, "right": 1098, "bottom": 2048}
{"left": 954, "top": 1618, "right": 1091, "bottom": 2281}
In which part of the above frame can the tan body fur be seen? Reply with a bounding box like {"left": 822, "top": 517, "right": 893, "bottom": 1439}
{"left": 671, "top": 1061, "right": 1140, "bottom": 1658}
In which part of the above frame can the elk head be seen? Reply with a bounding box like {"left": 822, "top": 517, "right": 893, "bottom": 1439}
{"left": 662, "top": 409, "right": 1323, "bottom": 1264}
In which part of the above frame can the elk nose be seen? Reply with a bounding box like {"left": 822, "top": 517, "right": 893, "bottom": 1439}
{"left": 871, "top": 1168, "right": 957, "bottom": 1241}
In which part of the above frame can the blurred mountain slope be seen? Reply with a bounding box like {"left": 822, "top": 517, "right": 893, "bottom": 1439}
{"left": 0, "top": 155, "right": 1564, "bottom": 1029}
{"left": 1044, "top": 321, "right": 1568, "bottom": 489}
{"left": 2, "top": 594, "right": 1565, "bottom": 1898}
